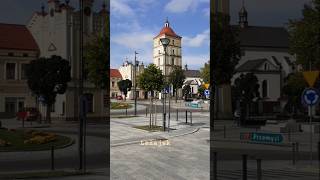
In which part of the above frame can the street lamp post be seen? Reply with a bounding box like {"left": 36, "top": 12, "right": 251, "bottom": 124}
{"left": 160, "top": 37, "right": 170, "bottom": 131}
{"left": 134, "top": 51, "right": 138, "bottom": 116}
{"left": 78, "top": 0, "right": 85, "bottom": 172}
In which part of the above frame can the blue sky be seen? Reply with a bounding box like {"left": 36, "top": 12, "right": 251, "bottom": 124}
{"left": 110, "top": 0, "right": 210, "bottom": 70}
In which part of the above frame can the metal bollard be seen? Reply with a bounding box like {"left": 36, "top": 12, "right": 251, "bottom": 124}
{"left": 296, "top": 142, "right": 299, "bottom": 162}
{"left": 292, "top": 142, "right": 296, "bottom": 165}
{"left": 213, "top": 152, "right": 217, "bottom": 180}
{"left": 257, "top": 159, "right": 262, "bottom": 180}
{"left": 288, "top": 128, "right": 291, "bottom": 142}
{"left": 185, "top": 110, "right": 188, "bottom": 124}
{"left": 190, "top": 111, "right": 192, "bottom": 125}
{"left": 224, "top": 125, "right": 226, "bottom": 138}
{"left": 51, "top": 146, "right": 55, "bottom": 170}
{"left": 176, "top": 109, "right": 178, "bottom": 121}
{"left": 242, "top": 154, "right": 247, "bottom": 180}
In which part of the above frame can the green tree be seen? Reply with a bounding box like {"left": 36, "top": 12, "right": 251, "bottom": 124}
{"left": 117, "top": 79, "right": 132, "bottom": 101}
{"left": 282, "top": 73, "right": 307, "bottom": 114}
{"left": 26, "top": 55, "right": 71, "bottom": 123}
{"left": 200, "top": 61, "right": 210, "bottom": 84}
{"left": 138, "top": 64, "right": 164, "bottom": 128}
{"left": 232, "top": 73, "right": 260, "bottom": 117}
{"left": 211, "top": 13, "right": 241, "bottom": 85}
{"left": 198, "top": 85, "right": 206, "bottom": 99}
{"left": 182, "top": 85, "right": 191, "bottom": 100}
{"left": 211, "top": 12, "right": 241, "bottom": 118}
{"left": 288, "top": 0, "right": 320, "bottom": 70}
{"left": 84, "top": 13, "right": 109, "bottom": 88}
{"left": 168, "top": 66, "right": 185, "bottom": 102}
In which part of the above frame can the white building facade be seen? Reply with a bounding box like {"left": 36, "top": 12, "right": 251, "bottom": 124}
{"left": 27, "top": 0, "right": 108, "bottom": 121}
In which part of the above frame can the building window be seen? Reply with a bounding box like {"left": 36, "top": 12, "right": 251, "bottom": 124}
{"left": 158, "top": 58, "right": 160, "bottom": 65}
{"left": 262, "top": 80, "right": 268, "bottom": 98}
{"left": 171, "top": 58, "right": 174, "bottom": 65}
{"left": 8, "top": 53, "right": 14, "bottom": 56}
{"left": 264, "top": 63, "right": 269, "bottom": 70}
{"left": 112, "top": 81, "right": 115, "bottom": 87}
{"left": 6, "top": 63, "right": 16, "bottom": 80}
{"left": 172, "top": 40, "right": 174, "bottom": 45}
{"left": 21, "top": 64, "right": 27, "bottom": 80}
{"left": 23, "top": 53, "right": 28, "bottom": 57}
{"left": 84, "top": 93, "right": 93, "bottom": 113}
{"left": 172, "top": 49, "right": 175, "bottom": 55}
{"left": 158, "top": 50, "right": 160, "bottom": 54}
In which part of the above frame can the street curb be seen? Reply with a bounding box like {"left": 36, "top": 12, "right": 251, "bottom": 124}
{"left": 111, "top": 127, "right": 200, "bottom": 147}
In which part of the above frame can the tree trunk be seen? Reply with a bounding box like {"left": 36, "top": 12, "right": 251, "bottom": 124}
{"left": 175, "top": 89, "right": 178, "bottom": 103}
{"left": 46, "top": 104, "right": 51, "bottom": 124}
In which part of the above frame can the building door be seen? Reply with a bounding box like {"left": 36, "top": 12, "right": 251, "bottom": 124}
{"left": 18, "top": 101, "right": 24, "bottom": 112}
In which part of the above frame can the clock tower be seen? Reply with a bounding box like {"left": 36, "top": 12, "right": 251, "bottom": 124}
{"left": 153, "top": 18, "right": 182, "bottom": 77}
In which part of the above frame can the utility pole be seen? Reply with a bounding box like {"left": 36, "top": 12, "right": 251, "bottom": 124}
{"left": 134, "top": 51, "right": 138, "bottom": 116}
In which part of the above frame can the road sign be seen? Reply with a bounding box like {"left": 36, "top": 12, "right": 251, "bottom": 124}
{"left": 204, "top": 90, "right": 210, "bottom": 96}
{"left": 303, "top": 71, "right": 319, "bottom": 87}
{"left": 204, "top": 83, "right": 209, "bottom": 89}
{"left": 240, "top": 132, "right": 283, "bottom": 144}
{"left": 301, "top": 88, "right": 320, "bottom": 106}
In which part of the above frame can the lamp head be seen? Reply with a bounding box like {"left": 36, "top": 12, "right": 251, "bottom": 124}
{"left": 160, "top": 38, "right": 170, "bottom": 47}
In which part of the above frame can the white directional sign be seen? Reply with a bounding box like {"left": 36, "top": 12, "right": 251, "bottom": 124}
{"left": 302, "top": 88, "right": 320, "bottom": 106}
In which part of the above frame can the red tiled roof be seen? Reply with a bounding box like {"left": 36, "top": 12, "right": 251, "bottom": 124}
{"left": 0, "top": 23, "right": 39, "bottom": 51}
{"left": 110, "top": 69, "right": 122, "bottom": 78}
{"left": 154, "top": 26, "right": 181, "bottom": 39}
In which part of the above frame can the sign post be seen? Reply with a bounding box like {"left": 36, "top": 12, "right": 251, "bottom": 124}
{"left": 302, "top": 88, "right": 320, "bottom": 165}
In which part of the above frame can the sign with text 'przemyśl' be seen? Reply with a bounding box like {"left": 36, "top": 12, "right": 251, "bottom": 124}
{"left": 240, "top": 132, "right": 283, "bottom": 144}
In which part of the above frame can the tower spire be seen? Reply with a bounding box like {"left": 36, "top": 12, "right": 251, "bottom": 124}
{"left": 239, "top": 0, "right": 248, "bottom": 28}
{"left": 165, "top": 17, "right": 169, "bottom": 27}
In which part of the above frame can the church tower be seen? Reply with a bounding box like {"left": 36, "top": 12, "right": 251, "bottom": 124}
{"left": 239, "top": 0, "right": 248, "bottom": 28}
{"left": 153, "top": 18, "right": 182, "bottom": 77}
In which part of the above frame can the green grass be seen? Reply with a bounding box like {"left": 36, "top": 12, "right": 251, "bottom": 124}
{"left": 0, "top": 128, "right": 73, "bottom": 152}
{"left": 134, "top": 125, "right": 163, "bottom": 132}
{"left": 111, "top": 102, "right": 132, "bottom": 109}
{"left": 0, "top": 171, "right": 93, "bottom": 179}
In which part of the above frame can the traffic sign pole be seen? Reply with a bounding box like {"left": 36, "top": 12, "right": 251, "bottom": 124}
{"left": 309, "top": 105, "right": 313, "bottom": 165}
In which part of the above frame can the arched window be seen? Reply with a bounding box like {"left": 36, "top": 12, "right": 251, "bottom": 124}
{"left": 158, "top": 58, "right": 160, "bottom": 65}
{"left": 172, "top": 40, "right": 175, "bottom": 45}
{"left": 262, "top": 80, "right": 268, "bottom": 98}
{"left": 264, "top": 63, "right": 269, "bottom": 70}
{"left": 171, "top": 58, "right": 174, "bottom": 65}
{"left": 172, "top": 49, "right": 175, "bottom": 55}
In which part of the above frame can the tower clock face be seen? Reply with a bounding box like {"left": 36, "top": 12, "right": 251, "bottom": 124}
{"left": 84, "top": 7, "right": 91, "bottom": 16}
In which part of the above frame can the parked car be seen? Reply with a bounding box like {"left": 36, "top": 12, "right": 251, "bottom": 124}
{"left": 16, "top": 107, "right": 41, "bottom": 121}
{"left": 116, "top": 96, "right": 123, "bottom": 100}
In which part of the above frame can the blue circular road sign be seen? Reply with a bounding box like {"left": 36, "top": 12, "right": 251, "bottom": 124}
{"left": 302, "top": 88, "right": 320, "bottom": 106}
{"left": 204, "top": 90, "right": 210, "bottom": 96}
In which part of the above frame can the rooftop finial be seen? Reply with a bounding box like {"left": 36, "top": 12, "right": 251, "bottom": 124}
{"left": 165, "top": 17, "right": 169, "bottom": 27}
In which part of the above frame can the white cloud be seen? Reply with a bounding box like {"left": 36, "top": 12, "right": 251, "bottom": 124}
{"left": 182, "top": 54, "right": 209, "bottom": 70}
{"left": 183, "top": 29, "right": 209, "bottom": 47}
{"left": 203, "top": 7, "right": 210, "bottom": 17}
{"left": 164, "top": 0, "right": 209, "bottom": 13}
{"left": 111, "top": 32, "right": 154, "bottom": 49}
{"left": 110, "top": 0, "right": 135, "bottom": 16}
